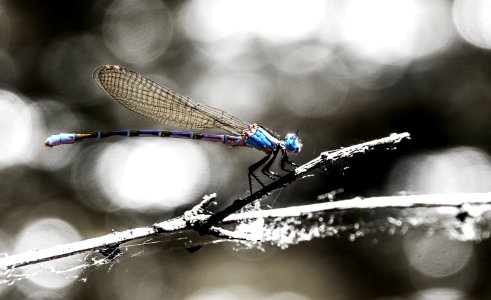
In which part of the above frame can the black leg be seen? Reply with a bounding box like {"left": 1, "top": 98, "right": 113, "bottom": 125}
{"left": 248, "top": 155, "right": 271, "bottom": 194}
{"left": 280, "top": 151, "right": 298, "bottom": 171}
{"left": 262, "top": 149, "right": 281, "bottom": 179}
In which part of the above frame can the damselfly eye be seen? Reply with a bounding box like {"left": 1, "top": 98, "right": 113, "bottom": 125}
{"left": 283, "top": 133, "right": 302, "bottom": 153}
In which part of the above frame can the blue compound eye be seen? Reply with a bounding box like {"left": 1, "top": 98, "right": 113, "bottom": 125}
{"left": 284, "top": 133, "right": 302, "bottom": 153}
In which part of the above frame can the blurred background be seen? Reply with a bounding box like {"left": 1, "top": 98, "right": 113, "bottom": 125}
{"left": 1, "top": 0, "right": 491, "bottom": 299}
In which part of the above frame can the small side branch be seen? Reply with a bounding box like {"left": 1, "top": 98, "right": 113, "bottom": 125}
{"left": 222, "top": 192, "right": 491, "bottom": 222}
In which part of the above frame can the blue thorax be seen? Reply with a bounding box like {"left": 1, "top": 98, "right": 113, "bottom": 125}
{"left": 244, "top": 125, "right": 302, "bottom": 154}
{"left": 244, "top": 126, "right": 280, "bottom": 154}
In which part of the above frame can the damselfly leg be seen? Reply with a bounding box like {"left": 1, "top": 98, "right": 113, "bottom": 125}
{"left": 248, "top": 155, "right": 269, "bottom": 194}
{"left": 262, "top": 149, "right": 281, "bottom": 178}
{"left": 280, "top": 151, "right": 297, "bottom": 171}
{"left": 248, "top": 149, "right": 297, "bottom": 194}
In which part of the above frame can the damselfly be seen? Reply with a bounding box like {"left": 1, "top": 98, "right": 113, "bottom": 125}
{"left": 45, "top": 65, "right": 303, "bottom": 194}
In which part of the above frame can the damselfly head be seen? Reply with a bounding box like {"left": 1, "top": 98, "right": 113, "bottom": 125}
{"left": 284, "top": 132, "right": 302, "bottom": 153}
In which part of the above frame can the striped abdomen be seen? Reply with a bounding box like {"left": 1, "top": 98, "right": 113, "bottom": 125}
{"left": 44, "top": 130, "right": 246, "bottom": 147}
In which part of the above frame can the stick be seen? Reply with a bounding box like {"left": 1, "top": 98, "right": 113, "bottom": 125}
{"left": 201, "top": 132, "right": 411, "bottom": 229}
{"left": 0, "top": 132, "right": 411, "bottom": 270}
{"left": 3, "top": 191, "right": 491, "bottom": 270}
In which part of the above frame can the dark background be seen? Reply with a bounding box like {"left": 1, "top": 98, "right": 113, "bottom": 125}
{"left": 1, "top": 0, "right": 491, "bottom": 299}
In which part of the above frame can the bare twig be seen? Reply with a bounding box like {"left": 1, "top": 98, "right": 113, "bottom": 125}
{"left": 0, "top": 132, "right": 411, "bottom": 271}
{"left": 201, "top": 132, "right": 411, "bottom": 229}
{"left": 3, "top": 191, "right": 491, "bottom": 270}
{"left": 223, "top": 192, "right": 491, "bottom": 222}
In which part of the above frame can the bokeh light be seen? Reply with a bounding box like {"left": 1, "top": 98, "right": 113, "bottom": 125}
{"left": 277, "top": 45, "right": 349, "bottom": 117}
{"left": 186, "top": 286, "right": 262, "bottom": 300}
{"left": 180, "top": 0, "right": 244, "bottom": 43}
{"left": 409, "top": 288, "right": 466, "bottom": 300}
{"left": 250, "top": 0, "right": 327, "bottom": 42}
{"left": 339, "top": 0, "right": 455, "bottom": 65}
{"left": 14, "top": 218, "right": 83, "bottom": 293}
{"left": 386, "top": 147, "right": 491, "bottom": 194}
{"left": 179, "top": 0, "right": 330, "bottom": 63}
{"left": 191, "top": 69, "right": 274, "bottom": 123}
{"left": 265, "top": 291, "right": 310, "bottom": 300}
{"left": 0, "top": 90, "right": 37, "bottom": 169}
{"left": 41, "top": 34, "right": 110, "bottom": 105}
{"left": 96, "top": 256, "right": 174, "bottom": 300}
{"left": 403, "top": 232, "right": 474, "bottom": 278}
{"left": 181, "top": 0, "right": 326, "bottom": 43}
{"left": 453, "top": 0, "right": 491, "bottom": 50}
{"left": 95, "top": 139, "right": 210, "bottom": 211}
{"left": 102, "top": 0, "right": 173, "bottom": 65}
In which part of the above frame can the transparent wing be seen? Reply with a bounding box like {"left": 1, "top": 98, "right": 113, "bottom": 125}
{"left": 93, "top": 65, "right": 250, "bottom": 136}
